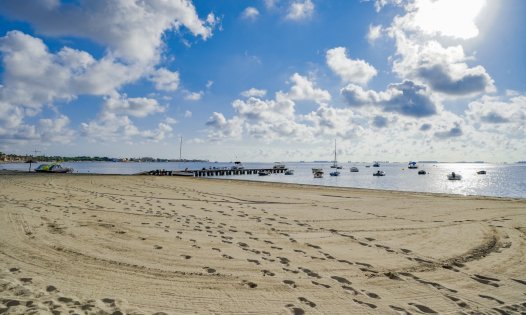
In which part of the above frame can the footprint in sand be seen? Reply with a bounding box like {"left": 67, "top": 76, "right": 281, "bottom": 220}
{"left": 241, "top": 280, "right": 257, "bottom": 288}
{"left": 311, "top": 280, "right": 331, "bottom": 288}
{"left": 285, "top": 304, "right": 305, "bottom": 315}
{"left": 353, "top": 299, "right": 377, "bottom": 309}
{"left": 298, "top": 297, "right": 316, "bottom": 308}
{"left": 408, "top": 302, "right": 437, "bottom": 314}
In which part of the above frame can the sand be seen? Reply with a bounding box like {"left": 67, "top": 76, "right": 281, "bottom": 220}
{"left": 0, "top": 172, "right": 525, "bottom": 314}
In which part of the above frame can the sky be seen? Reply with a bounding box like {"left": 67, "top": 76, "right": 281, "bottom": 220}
{"left": 0, "top": 0, "right": 525, "bottom": 162}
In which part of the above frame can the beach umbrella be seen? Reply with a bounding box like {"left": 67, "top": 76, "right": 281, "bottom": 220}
{"left": 25, "top": 159, "right": 36, "bottom": 172}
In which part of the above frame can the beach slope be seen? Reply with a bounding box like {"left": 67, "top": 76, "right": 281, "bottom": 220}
{"left": 1, "top": 173, "right": 525, "bottom": 314}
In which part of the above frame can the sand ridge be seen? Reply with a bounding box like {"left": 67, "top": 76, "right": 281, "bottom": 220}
{"left": 0, "top": 173, "right": 525, "bottom": 314}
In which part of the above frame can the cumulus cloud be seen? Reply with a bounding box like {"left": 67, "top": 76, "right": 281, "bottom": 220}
{"left": 286, "top": 0, "right": 314, "bottom": 21}
{"left": 367, "top": 24, "right": 383, "bottom": 43}
{"left": 241, "top": 88, "right": 267, "bottom": 98}
{"left": 0, "top": 1, "right": 213, "bottom": 145}
{"left": 388, "top": 3, "right": 495, "bottom": 96}
{"left": 326, "top": 47, "right": 377, "bottom": 85}
{"left": 205, "top": 112, "right": 243, "bottom": 140}
{"left": 242, "top": 7, "right": 260, "bottom": 20}
{"left": 286, "top": 73, "right": 331, "bottom": 105}
{"left": 434, "top": 123, "right": 463, "bottom": 139}
{"left": 102, "top": 95, "right": 164, "bottom": 118}
{"left": 406, "top": 0, "right": 486, "bottom": 40}
{"left": 341, "top": 80, "right": 437, "bottom": 117}
{"left": 466, "top": 94, "right": 526, "bottom": 127}
{"left": 205, "top": 73, "right": 333, "bottom": 141}
{"left": 149, "top": 68, "right": 180, "bottom": 92}
{"left": 184, "top": 90, "right": 204, "bottom": 101}
{"left": 0, "top": 0, "right": 214, "bottom": 64}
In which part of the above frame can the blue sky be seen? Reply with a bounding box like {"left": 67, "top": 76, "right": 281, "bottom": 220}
{"left": 0, "top": 0, "right": 525, "bottom": 162}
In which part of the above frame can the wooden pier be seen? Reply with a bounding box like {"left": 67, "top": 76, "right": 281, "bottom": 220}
{"left": 140, "top": 168, "right": 288, "bottom": 177}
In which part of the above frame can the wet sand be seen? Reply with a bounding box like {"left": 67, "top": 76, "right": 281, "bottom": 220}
{"left": 1, "top": 172, "right": 525, "bottom": 314}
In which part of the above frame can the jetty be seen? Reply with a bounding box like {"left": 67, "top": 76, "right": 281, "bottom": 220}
{"left": 139, "top": 167, "right": 289, "bottom": 177}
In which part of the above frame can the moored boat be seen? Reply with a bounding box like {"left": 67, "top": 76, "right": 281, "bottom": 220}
{"left": 313, "top": 170, "right": 324, "bottom": 178}
{"left": 373, "top": 170, "right": 385, "bottom": 176}
{"left": 408, "top": 161, "right": 418, "bottom": 169}
{"left": 35, "top": 163, "right": 73, "bottom": 173}
{"left": 258, "top": 170, "right": 271, "bottom": 176}
{"left": 273, "top": 162, "right": 286, "bottom": 169}
{"left": 329, "top": 171, "right": 340, "bottom": 176}
{"left": 418, "top": 170, "right": 426, "bottom": 175}
{"left": 373, "top": 162, "right": 380, "bottom": 167}
{"left": 284, "top": 169, "right": 294, "bottom": 175}
{"left": 477, "top": 170, "right": 486, "bottom": 175}
{"left": 447, "top": 172, "right": 462, "bottom": 180}
{"left": 350, "top": 167, "right": 359, "bottom": 172}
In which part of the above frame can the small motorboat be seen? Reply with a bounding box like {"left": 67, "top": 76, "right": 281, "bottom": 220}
{"left": 35, "top": 163, "right": 73, "bottom": 173}
{"left": 350, "top": 167, "right": 359, "bottom": 172}
{"left": 258, "top": 170, "right": 271, "bottom": 176}
{"left": 477, "top": 170, "right": 486, "bottom": 175}
{"left": 418, "top": 170, "right": 426, "bottom": 175}
{"left": 373, "top": 162, "right": 380, "bottom": 167}
{"left": 373, "top": 170, "right": 385, "bottom": 176}
{"left": 365, "top": 165, "right": 371, "bottom": 168}
{"left": 408, "top": 161, "right": 418, "bottom": 169}
{"left": 329, "top": 171, "right": 340, "bottom": 176}
{"left": 312, "top": 168, "right": 322, "bottom": 174}
{"left": 447, "top": 172, "right": 462, "bottom": 180}
{"left": 273, "top": 162, "right": 286, "bottom": 169}
{"left": 314, "top": 170, "right": 324, "bottom": 178}
{"left": 284, "top": 169, "right": 294, "bottom": 175}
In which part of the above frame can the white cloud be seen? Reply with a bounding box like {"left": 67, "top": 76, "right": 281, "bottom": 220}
{"left": 0, "top": 31, "right": 147, "bottom": 112}
{"left": 367, "top": 24, "right": 383, "bottom": 43}
{"left": 184, "top": 110, "right": 192, "bottom": 118}
{"left": 286, "top": 73, "right": 331, "bottom": 105}
{"left": 286, "top": 0, "right": 314, "bottom": 21}
{"left": 326, "top": 47, "right": 377, "bottom": 85}
{"left": 341, "top": 80, "right": 437, "bottom": 117}
{"left": 184, "top": 90, "right": 204, "bottom": 101}
{"left": 242, "top": 7, "right": 260, "bottom": 20}
{"left": 373, "top": 0, "right": 403, "bottom": 12}
{"left": 206, "top": 112, "right": 243, "bottom": 140}
{"left": 387, "top": 3, "right": 495, "bottom": 97}
{"left": 408, "top": 0, "right": 486, "bottom": 40}
{"left": 150, "top": 68, "right": 180, "bottom": 92}
{"left": 466, "top": 94, "right": 526, "bottom": 129}
{"left": 0, "top": 0, "right": 214, "bottom": 64}
{"left": 103, "top": 95, "right": 164, "bottom": 118}
{"left": 241, "top": 88, "right": 267, "bottom": 98}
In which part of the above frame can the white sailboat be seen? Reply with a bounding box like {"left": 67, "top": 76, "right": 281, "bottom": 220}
{"left": 330, "top": 140, "right": 343, "bottom": 170}
{"left": 173, "top": 136, "right": 194, "bottom": 176}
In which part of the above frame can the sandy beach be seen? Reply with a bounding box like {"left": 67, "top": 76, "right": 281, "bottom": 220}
{"left": 0, "top": 172, "right": 525, "bottom": 314}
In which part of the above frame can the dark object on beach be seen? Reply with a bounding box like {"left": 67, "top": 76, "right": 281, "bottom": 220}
{"left": 477, "top": 170, "right": 486, "bottom": 175}
{"left": 25, "top": 159, "right": 36, "bottom": 172}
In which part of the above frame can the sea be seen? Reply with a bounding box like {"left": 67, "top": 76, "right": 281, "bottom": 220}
{"left": 2, "top": 161, "right": 526, "bottom": 199}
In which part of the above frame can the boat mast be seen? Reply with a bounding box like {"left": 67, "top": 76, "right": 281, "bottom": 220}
{"left": 179, "top": 136, "right": 182, "bottom": 160}
{"left": 334, "top": 139, "right": 337, "bottom": 166}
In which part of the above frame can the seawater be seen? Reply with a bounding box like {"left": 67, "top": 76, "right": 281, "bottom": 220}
{"left": 2, "top": 161, "right": 525, "bottom": 199}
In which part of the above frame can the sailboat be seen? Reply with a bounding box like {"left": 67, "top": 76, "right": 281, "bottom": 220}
{"left": 173, "top": 136, "right": 194, "bottom": 176}
{"left": 330, "top": 140, "right": 343, "bottom": 170}
{"left": 329, "top": 140, "right": 341, "bottom": 176}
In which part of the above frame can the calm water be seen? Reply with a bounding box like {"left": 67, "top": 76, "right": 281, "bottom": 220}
{"left": 2, "top": 161, "right": 525, "bottom": 199}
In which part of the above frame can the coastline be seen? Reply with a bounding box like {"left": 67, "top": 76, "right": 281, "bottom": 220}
{"left": 1, "top": 173, "right": 525, "bottom": 314}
